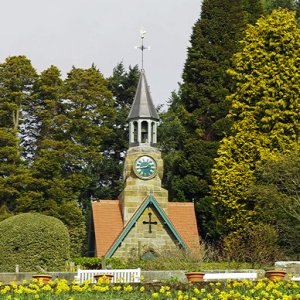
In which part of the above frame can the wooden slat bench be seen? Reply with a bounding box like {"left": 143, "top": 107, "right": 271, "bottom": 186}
{"left": 204, "top": 272, "right": 258, "bottom": 281}
{"left": 75, "top": 268, "right": 141, "bottom": 284}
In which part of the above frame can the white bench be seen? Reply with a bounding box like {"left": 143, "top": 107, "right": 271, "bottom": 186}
{"left": 291, "top": 276, "right": 300, "bottom": 281}
{"left": 75, "top": 268, "right": 141, "bottom": 284}
{"left": 204, "top": 272, "right": 257, "bottom": 281}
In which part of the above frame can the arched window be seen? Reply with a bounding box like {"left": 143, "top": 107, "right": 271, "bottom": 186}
{"left": 141, "top": 249, "right": 157, "bottom": 260}
{"left": 133, "top": 121, "right": 138, "bottom": 143}
{"left": 151, "top": 122, "right": 156, "bottom": 143}
{"left": 141, "top": 121, "right": 148, "bottom": 143}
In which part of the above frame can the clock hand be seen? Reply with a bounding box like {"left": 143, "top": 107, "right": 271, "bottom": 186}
{"left": 140, "top": 165, "right": 150, "bottom": 169}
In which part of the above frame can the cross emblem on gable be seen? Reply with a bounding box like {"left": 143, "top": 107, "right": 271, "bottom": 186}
{"left": 143, "top": 212, "right": 157, "bottom": 233}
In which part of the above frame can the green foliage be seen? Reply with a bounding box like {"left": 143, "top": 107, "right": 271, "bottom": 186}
{"left": 0, "top": 56, "right": 37, "bottom": 212}
{"left": 32, "top": 65, "right": 64, "bottom": 155}
{"left": 223, "top": 223, "right": 279, "bottom": 267}
{"left": 180, "top": 0, "right": 262, "bottom": 136}
{"left": 0, "top": 58, "right": 141, "bottom": 258}
{"left": 117, "top": 258, "right": 257, "bottom": 271}
{"left": 0, "top": 128, "right": 31, "bottom": 211}
{"left": 95, "top": 63, "right": 140, "bottom": 200}
{"left": 211, "top": 9, "right": 300, "bottom": 233}
{"left": 0, "top": 58, "right": 140, "bottom": 258}
{"left": 25, "top": 65, "right": 116, "bottom": 256}
{"left": 250, "top": 149, "right": 300, "bottom": 257}
{"left": 262, "top": 0, "right": 299, "bottom": 15}
{"left": 160, "top": 0, "right": 263, "bottom": 240}
{"left": 72, "top": 257, "right": 102, "bottom": 269}
{"left": 0, "top": 56, "right": 37, "bottom": 131}
{"left": 0, "top": 213, "right": 70, "bottom": 272}
{"left": 72, "top": 257, "right": 126, "bottom": 269}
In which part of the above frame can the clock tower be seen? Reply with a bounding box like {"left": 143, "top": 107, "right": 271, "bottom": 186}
{"left": 91, "top": 32, "right": 200, "bottom": 259}
{"left": 119, "top": 69, "right": 168, "bottom": 224}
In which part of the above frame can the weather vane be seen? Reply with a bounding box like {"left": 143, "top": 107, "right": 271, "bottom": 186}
{"left": 135, "top": 27, "right": 150, "bottom": 70}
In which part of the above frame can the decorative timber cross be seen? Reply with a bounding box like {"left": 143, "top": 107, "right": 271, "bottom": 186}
{"left": 143, "top": 212, "right": 157, "bottom": 233}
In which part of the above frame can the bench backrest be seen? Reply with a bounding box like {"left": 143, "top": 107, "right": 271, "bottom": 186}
{"left": 75, "top": 268, "right": 141, "bottom": 284}
{"left": 204, "top": 272, "right": 257, "bottom": 281}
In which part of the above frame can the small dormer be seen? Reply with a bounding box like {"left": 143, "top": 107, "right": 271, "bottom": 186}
{"left": 127, "top": 69, "right": 160, "bottom": 148}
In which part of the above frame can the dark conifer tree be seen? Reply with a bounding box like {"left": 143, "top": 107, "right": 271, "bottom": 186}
{"left": 0, "top": 56, "right": 37, "bottom": 214}
{"left": 17, "top": 65, "right": 116, "bottom": 256}
{"left": 263, "top": 0, "right": 296, "bottom": 14}
{"left": 94, "top": 63, "right": 140, "bottom": 200}
{"left": 160, "top": 0, "right": 264, "bottom": 240}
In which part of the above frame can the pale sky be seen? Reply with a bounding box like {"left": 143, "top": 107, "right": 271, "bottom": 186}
{"left": 0, "top": 0, "right": 201, "bottom": 106}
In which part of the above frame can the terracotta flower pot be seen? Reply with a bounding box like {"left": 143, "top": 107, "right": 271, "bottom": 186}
{"left": 185, "top": 272, "right": 205, "bottom": 282}
{"left": 32, "top": 274, "right": 52, "bottom": 283}
{"left": 265, "top": 270, "right": 286, "bottom": 281}
{"left": 94, "top": 274, "right": 114, "bottom": 283}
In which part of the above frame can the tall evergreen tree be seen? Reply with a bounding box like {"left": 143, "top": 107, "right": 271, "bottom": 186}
{"left": 0, "top": 56, "right": 37, "bottom": 132}
{"left": 160, "top": 0, "right": 263, "bottom": 240}
{"left": 16, "top": 65, "right": 116, "bottom": 256}
{"left": 32, "top": 66, "right": 64, "bottom": 153}
{"left": 0, "top": 56, "right": 37, "bottom": 214}
{"left": 60, "top": 66, "right": 116, "bottom": 206}
{"left": 211, "top": 9, "right": 300, "bottom": 234}
{"left": 94, "top": 63, "right": 140, "bottom": 200}
{"left": 0, "top": 128, "right": 30, "bottom": 213}
{"left": 263, "top": 0, "right": 298, "bottom": 14}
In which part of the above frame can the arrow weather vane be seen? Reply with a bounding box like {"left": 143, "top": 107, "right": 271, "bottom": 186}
{"left": 135, "top": 27, "right": 150, "bottom": 70}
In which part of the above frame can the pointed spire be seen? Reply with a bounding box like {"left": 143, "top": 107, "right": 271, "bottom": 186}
{"left": 127, "top": 70, "right": 160, "bottom": 121}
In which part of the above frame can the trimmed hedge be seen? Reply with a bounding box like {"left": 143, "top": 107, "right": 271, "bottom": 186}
{"left": 0, "top": 213, "right": 70, "bottom": 272}
{"left": 72, "top": 257, "right": 126, "bottom": 269}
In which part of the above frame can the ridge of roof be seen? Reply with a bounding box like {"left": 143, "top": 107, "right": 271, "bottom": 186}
{"left": 105, "top": 194, "right": 187, "bottom": 258}
{"left": 93, "top": 199, "right": 119, "bottom": 203}
{"left": 127, "top": 70, "right": 160, "bottom": 121}
{"left": 168, "top": 202, "right": 194, "bottom": 206}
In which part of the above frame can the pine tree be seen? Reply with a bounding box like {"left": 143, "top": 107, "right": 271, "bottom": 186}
{"left": 211, "top": 9, "right": 300, "bottom": 233}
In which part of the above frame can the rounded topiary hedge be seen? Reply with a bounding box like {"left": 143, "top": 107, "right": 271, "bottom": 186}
{"left": 0, "top": 213, "right": 70, "bottom": 272}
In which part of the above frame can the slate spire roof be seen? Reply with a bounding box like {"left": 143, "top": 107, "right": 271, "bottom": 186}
{"left": 127, "top": 69, "right": 160, "bottom": 121}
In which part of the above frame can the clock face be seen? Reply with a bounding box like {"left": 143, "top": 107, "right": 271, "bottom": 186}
{"left": 133, "top": 155, "right": 157, "bottom": 179}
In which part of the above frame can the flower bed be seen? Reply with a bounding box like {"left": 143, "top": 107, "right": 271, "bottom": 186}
{"left": 0, "top": 276, "right": 300, "bottom": 299}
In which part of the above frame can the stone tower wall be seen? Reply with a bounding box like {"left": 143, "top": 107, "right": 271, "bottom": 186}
{"left": 119, "top": 146, "right": 169, "bottom": 224}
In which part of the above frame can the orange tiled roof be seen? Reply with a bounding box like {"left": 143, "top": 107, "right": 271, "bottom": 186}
{"left": 92, "top": 200, "right": 123, "bottom": 257}
{"left": 92, "top": 199, "right": 200, "bottom": 257}
{"left": 168, "top": 202, "right": 200, "bottom": 255}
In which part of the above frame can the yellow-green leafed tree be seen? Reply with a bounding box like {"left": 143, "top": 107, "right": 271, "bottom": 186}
{"left": 211, "top": 9, "right": 300, "bottom": 233}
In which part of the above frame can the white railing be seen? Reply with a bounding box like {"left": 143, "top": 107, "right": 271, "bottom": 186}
{"left": 204, "top": 272, "right": 257, "bottom": 281}
{"left": 75, "top": 268, "right": 141, "bottom": 284}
